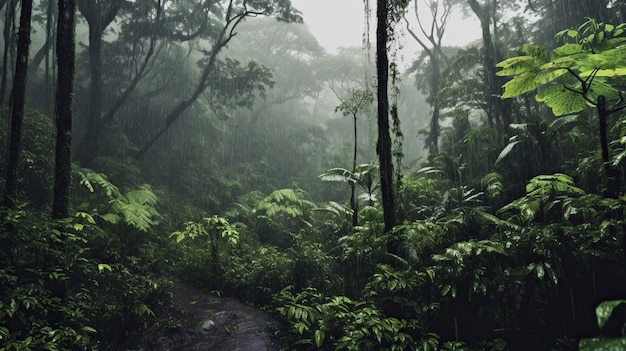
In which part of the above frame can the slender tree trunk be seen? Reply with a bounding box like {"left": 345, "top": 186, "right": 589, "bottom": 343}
{"left": 351, "top": 113, "right": 358, "bottom": 226}
{"left": 44, "top": 0, "right": 54, "bottom": 112}
{"left": 3, "top": 0, "right": 33, "bottom": 210}
{"left": 376, "top": 0, "right": 394, "bottom": 233}
{"left": 52, "top": 0, "right": 76, "bottom": 219}
{"left": 597, "top": 96, "right": 620, "bottom": 198}
{"left": 430, "top": 58, "right": 441, "bottom": 154}
{"left": 467, "top": 0, "right": 510, "bottom": 130}
{"left": 78, "top": 24, "right": 103, "bottom": 167}
{"left": 0, "top": 0, "right": 16, "bottom": 106}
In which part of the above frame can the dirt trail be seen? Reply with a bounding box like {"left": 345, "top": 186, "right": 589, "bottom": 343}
{"left": 133, "top": 281, "right": 282, "bottom": 351}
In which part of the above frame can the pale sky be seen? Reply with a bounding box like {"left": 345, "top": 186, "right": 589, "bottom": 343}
{"left": 290, "top": 0, "right": 482, "bottom": 57}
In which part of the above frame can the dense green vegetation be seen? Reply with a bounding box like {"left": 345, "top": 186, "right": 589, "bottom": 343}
{"left": 1, "top": 0, "right": 626, "bottom": 350}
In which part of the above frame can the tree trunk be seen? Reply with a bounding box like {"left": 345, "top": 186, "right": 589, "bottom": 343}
{"left": 52, "top": 0, "right": 76, "bottom": 219}
{"left": 467, "top": 0, "right": 511, "bottom": 130}
{"left": 0, "top": 0, "right": 16, "bottom": 106}
{"left": 351, "top": 113, "right": 358, "bottom": 226}
{"left": 376, "top": 0, "right": 395, "bottom": 233}
{"left": 597, "top": 96, "right": 620, "bottom": 198}
{"left": 430, "top": 58, "right": 441, "bottom": 154}
{"left": 75, "top": 0, "right": 123, "bottom": 166}
{"left": 77, "top": 23, "right": 103, "bottom": 167}
{"left": 3, "top": 0, "right": 33, "bottom": 210}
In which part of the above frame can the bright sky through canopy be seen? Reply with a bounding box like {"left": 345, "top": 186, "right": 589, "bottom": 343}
{"left": 290, "top": 0, "right": 481, "bottom": 54}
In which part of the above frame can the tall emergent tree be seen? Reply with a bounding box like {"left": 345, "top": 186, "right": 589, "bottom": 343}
{"left": 52, "top": 0, "right": 76, "bottom": 219}
{"left": 3, "top": 0, "right": 33, "bottom": 210}
{"left": 376, "top": 0, "right": 395, "bottom": 233}
{"left": 404, "top": 0, "right": 454, "bottom": 155}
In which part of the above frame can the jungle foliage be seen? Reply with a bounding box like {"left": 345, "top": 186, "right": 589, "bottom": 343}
{"left": 1, "top": 0, "right": 626, "bottom": 350}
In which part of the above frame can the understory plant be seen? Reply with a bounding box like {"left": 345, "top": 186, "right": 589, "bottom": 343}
{"left": 0, "top": 209, "right": 171, "bottom": 350}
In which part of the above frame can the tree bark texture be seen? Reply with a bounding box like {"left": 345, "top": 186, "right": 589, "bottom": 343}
{"left": 376, "top": 0, "right": 395, "bottom": 233}
{"left": 3, "top": 0, "right": 33, "bottom": 210}
{"left": 0, "top": 0, "right": 16, "bottom": 106}
{"left": 52, "top": 0, "right": 76, "bottom": 219}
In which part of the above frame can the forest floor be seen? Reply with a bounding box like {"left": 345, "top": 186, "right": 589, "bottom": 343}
{"left": 132, "top": 281, "right": 283, "bottom": 351}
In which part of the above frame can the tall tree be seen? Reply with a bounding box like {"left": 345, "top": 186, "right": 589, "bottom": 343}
{"left": 376, "top": 0, "right": 395, "bottom": 233}
{"left": 465, "top": 0, "right": 512, "bottom": 130}
{"left": 75, "top": 0, "right": 125, "bottom": 167}
{"left": 52, "top": 0, "right": 76, "bottom": 219}
{"left": 3, "top": 0, "right": 33, "bottom": 210}
{"left": 0, "top": 0, "right": 16, "bottom": 105}
{"left": 404, "top": 0, "right": 455, "bottom": 155}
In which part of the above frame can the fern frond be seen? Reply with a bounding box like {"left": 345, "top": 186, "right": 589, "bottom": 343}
{"left": 107, "top": 185, "right": 161, "bottom": 232}
{"left": 75, "top": 168, "right": 120, "bottom": 198}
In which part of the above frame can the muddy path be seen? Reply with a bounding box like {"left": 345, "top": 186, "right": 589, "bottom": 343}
{"left": 133, "top": 281, "right": 283, "bottom": 351}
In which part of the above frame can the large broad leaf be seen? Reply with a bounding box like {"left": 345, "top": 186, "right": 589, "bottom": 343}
{"left": 596, "top": 300, "right": 626, "bottom": 328}
{"left": 318, "top": 168, "right": 352, "bottom": 182}
{"left": 536, "top": 84, "right": 589, "bottom": 116}
{"left": 525, "top": 173, "right": 585, "bottom": 196}
{"left": 501, "top": 72, "right": 541, "bottom": 98}
{"left": 501, "top": 68, "right": 569, "bottom": 98}
{"left": 496, "top": 56, "right": 539, "bottom": 76}
{"left": 588, "top": 80, "right": 622, "bottom": 103}
{"left": 535, "top": 68, "right": 568, "bottom": 84}
{"left": 551, "top": 43, "right": 585, "bottom": 58}
{"left": 580, "top": 67, "right": 626, "bottom": 77}
{"left": 495, "top": 139, "right": 521, "bottom": 165}
{"left": 549, "top": 114, "right": 579, "bottom": 130}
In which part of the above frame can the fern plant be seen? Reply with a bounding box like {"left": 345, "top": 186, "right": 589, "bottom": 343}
{"left": 106, "top": 184, "right": 160, "bottom": 232}
{"left": 75, "top": 168, "right": 161, "bottom": 233}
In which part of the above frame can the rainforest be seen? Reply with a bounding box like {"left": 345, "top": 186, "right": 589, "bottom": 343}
{"left": 1, "top": 0, "right": 626, "bottom": 350}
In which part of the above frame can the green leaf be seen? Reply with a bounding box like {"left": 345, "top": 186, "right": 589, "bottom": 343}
{"left": 552, "top": 43, "right": 585, "bottom": 58}
{"left": 501, "top": 72, "right": 540, "bottom": 98}
{"left": 580, "top": 67, "right": 626, "bottom": 77}
{"left": 314, "top": 329, "right": 325, "bottom": 347}
{"left": 536, "top": 84, "right": 588, "bottom": 116}
{"left": 82, "top": 326, "right": 97, "bottom": 333}
{"left": 97, "top": 263, "right": 112, "bottom": 273}
{"left": 579, "top": 336, "right": 626, "bottom": 351}
{"left": 496, "top": 56, "right": 538, "bottom": 76}
{"left": 548, "top": 114, "right": 579, "bottom": 130}
{"left": 596, "top": 300, "right": 626, "bottom": 328}
{"left": 495, "top": 140, "right": 521, "bottom": 165}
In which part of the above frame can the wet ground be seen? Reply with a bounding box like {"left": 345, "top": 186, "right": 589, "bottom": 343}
{"left": 133, "top": 281, "right": 282, "bottom": 351}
